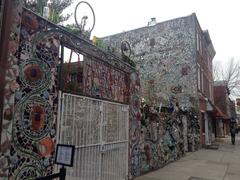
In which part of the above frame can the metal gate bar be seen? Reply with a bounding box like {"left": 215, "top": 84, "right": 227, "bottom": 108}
{"left": 57, "top": 93, "right": 129, "bottom": 180}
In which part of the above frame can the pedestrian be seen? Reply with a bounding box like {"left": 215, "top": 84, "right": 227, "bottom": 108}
{"left": 230, "top": 125, "right": 236, "bottom": 145}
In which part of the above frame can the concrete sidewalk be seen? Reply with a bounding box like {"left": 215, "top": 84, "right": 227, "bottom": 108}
{"left": 135, "top": 135, "right": 240, "bottom": 180}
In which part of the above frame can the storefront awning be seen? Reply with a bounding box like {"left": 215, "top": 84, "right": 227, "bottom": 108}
{"left": 213, "top": 106, "right": 228, "bottom": 119}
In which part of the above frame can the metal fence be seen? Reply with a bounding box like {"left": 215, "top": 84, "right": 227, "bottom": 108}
{"left": 57, "top": 93, "right": 129, "bottom": 180}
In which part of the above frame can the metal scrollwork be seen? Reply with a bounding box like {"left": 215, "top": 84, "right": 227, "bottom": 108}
{"left": 74, "top": 1, "right": 96, "bottom": 34}
{"left": 121, "top": 40, "right": 132, "bottom": 58}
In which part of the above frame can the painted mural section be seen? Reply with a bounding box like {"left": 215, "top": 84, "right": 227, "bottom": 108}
{"left": 1, "top": 7, "right": 60, "bottom": 179}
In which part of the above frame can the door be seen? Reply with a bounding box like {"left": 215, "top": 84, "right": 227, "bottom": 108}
{"left": 57, "top": 93, "right": 129, "bottom": 180}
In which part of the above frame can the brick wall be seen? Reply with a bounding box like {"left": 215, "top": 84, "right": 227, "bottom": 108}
{"left": 214, "top": 85, "right": 228, "bottom": 115}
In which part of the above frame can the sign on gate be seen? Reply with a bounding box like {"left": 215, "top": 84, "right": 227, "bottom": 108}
{"left": 55, "top": 144, "right": 75, "bottom": 167}
{"left": 57, "top": 93, "right": 129, "bottom": 180}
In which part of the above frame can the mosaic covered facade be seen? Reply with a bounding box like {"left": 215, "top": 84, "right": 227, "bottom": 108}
{"left": 102, "top": 14, "right": 201, "bottom": 178}
{"left": 102, "top": 15, "right": 198, "bottom": 108}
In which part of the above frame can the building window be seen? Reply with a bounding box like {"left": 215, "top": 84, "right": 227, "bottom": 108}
{"left": 201, "top": 69, "right": 204, "bottom": 92}
{"left": 199, "top": 37, "right": 202, "bottom": 55}
{"left": 196, "top": 33, "right": 199, "bottom": 51}
{"left": 209, "top": 81, "right": 213, "bottom": 101}
{"left": 207, "top": 53, "right": 210, "bottom": 69}
{"left": 196, "top": 32, "right": 202, "bottom": 55}
{"left": 197, "top": 64, "right": 201, "bottom": 90}
{"left": 205, "top": 77, "right": 209, "bottom": 97}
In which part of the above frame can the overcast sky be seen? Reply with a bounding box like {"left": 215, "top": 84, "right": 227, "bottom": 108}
{"left": 65, "top": 0, "right": 240, "bottom": 65}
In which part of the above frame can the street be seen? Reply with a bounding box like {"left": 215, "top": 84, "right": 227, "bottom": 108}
{"left": 135, "top": 135, "right": 240, "bottom": 180}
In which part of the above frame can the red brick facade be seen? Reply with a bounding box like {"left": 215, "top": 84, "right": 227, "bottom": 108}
{"left": 214, "top": 85, "right": 229, "bottom": 115}
{"left": 195, "top": 17, "right": 215, "bottom": 145}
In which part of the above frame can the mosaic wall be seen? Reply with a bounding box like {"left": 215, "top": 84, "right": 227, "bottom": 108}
{"left": 1, "top": 8, "right": 60, "bottom": 179}
{"left": 128, "top": 101, "right": 200, "bottom": 178}
{"left": 83, "top": 57, "right": 130, "bottom": 103}
{"left": 128, "top": 72, "right": 142, "bottom": 178}
{"left": 139, "top": 105, "right": 184, "bottom": 174}
{"left": 127, "top": 73, "right": 200, "bottom": 178}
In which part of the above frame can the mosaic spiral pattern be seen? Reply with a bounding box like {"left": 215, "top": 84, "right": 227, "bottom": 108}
{"left": 19, "top": 96, "right": 53, "bottom": 140}
{"left": 15, "top": 165, "right": 43, "bottom": 179}
{"left": 8, "top": 10, "right": 60, "bottom": 179}
{"left": 19, "top": 59, "right": 51, "bottom": 88}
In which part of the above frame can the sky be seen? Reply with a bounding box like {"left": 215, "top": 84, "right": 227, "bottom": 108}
{"left": 65, "top": 0, "right": 240, "bottom": 65}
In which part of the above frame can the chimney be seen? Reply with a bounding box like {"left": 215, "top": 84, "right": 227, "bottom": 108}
{"left": 148, "top": 17, "right": 157, "bottom": 26}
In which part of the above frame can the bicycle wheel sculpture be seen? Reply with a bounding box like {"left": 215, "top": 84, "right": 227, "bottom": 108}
{"left": 74, "top": 1, "right": 95, "bottom": 34}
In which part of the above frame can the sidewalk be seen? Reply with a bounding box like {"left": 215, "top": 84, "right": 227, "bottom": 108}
{"left": 135, "top": 135, "right": 240, "bottom": 180}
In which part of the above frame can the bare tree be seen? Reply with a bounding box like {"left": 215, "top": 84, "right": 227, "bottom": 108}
{"left": 213, "top": 60, "right": 223, "bottom": 81}
{"left": 213, "top": 58, "right": 240, "bottom": 97}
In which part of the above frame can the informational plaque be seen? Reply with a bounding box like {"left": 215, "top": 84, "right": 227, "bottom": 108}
{"left": 55, "top": 144, "right": 75, "bottom": 167}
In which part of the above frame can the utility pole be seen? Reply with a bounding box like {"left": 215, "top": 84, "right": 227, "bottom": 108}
{"left": 0, "top": 0, "right": 11, "bottom": 145}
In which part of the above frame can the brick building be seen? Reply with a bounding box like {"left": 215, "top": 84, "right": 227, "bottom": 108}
{"left": 213, "top": 81, "right": 236, "bottom": 136}
{"left": 102, "top": 13, "right": 216, "bottom": 146}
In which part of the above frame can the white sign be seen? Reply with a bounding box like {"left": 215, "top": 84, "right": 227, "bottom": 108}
{"left": 55, "top": 144, "right": 75, "bottom": 167}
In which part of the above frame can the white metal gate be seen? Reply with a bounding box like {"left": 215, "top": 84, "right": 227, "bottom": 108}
{"left": 57, "top": 93, "right": 129, "bottom": 180}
